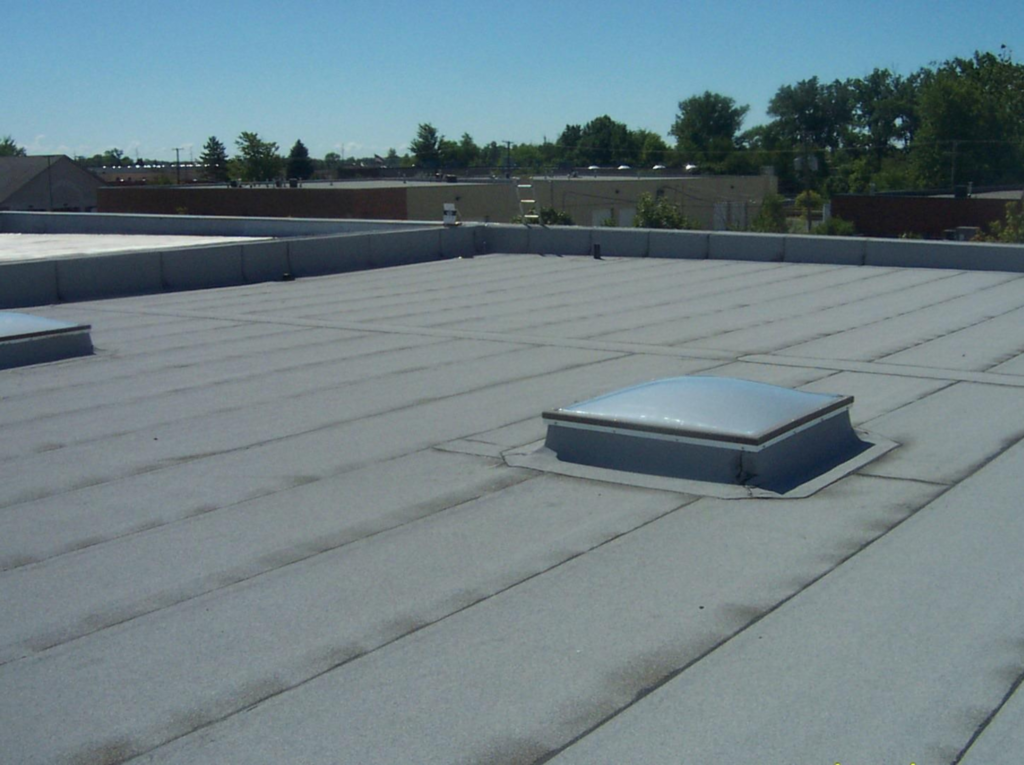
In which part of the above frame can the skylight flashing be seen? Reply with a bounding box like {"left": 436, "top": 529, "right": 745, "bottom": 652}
{"left": 0, "top": 312, "right": 93, "bottom": 369}
{"left": 538, "top": 376, "right": 871, "bottom": 494}
{"left": 544, "top": 403, "right": 853, "bottom": 453}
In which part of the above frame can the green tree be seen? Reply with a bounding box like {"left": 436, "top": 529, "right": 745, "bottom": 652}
{"left": 453, "top": 133, "right": 480, "bottom": 167}
{"left": 478, "top": 141, "right": 504, "bottom": 170}
{"left": 510, "top": 143, "right": 544, "bottom": 171}
{"left": 576, "top": 115, "right": 639, "bottom": 166}
{"left": 812, "top": 216, "right": 857, "bottom": 236}
{"left": 324, "top": 151, "right": 341, "bottom": 177}
{"left": 768, "top": 77, "right": 855, "bottom": 152}
{"left": 0, "top": 135, "right": 27, "bottom": 156}
{"left": 198, "top": 136, "right": 230, "bottom": 182}
{"left": 980, "top": 201, "right": 1024, "bottom": 243}
{"left": 436, "top": 137, "right": 458, "bottom": 169}
{"left": 750, "top": 193, "right": 787, "bottom": 233}
{"left": 633, "top": 193, "right": 698, "bottom": 229}
{"left": 410, "top": 123, "right": 441, "bottom": 167}
{"left": 635, "top": 129, "right": 671, "bottom": 167}
{"left": 911, "top": 51, "right": 1024, "bottom": 188}
{"left": 101, "top": 148, "right": 132, "bottom": 166}
{"left": 556, "top": 124, "right": 583, "bottom": 166}
{"left": 739, "top": 122, "right": 799, "bottom": 190}
{"left": 670, "top": 91, "right": 749, "bottom": 168}
{"left": 235, "top": 132, "right": 281, "bottom": 181}
{"left": 537, "top": 137, "right": 559, "bottom": 168}
{"left": 286, "top": 139, "right": 314, "bottom": 180}
{"left": 795, "top": 189, "right": 824, "bottom": 232}
{"left": 850, "top": 68, "right": 921, "bottom": 163}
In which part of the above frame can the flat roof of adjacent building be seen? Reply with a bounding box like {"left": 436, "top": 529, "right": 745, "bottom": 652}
{"left": 0, "top": 233, "right": 267, "bottom": 262}
{"left": 3, "top": 246, "right": 1024, "bottom": 764}
{"left": 212, "top": 174, "right": 709, "bottom": 190}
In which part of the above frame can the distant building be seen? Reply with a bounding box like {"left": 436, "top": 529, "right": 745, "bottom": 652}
{"left": 0, "top": 155, "right": 104, "bottom": 212}
{"left": 89, "top": 163, "right": 205, "bottom": 185}
{"left": 98, "top": 174, "right": 777, "bottom": 229}
{"left": 832, "top": 190, "right": 1023, "bottom": 239}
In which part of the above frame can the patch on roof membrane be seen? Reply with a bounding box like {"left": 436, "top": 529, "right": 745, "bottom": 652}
{"left": 509, "top": 377, "right": 889, "bottom": 497}
{"left": 0, "top": 313, "right": 93, "bottom": 370}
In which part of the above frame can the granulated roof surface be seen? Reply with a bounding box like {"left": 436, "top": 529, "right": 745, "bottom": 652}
{"left": 3, "top": 253, "right": 1024, "bottom": 764}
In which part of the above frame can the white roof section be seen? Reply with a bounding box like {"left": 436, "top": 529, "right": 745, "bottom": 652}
{"left": 3, "top": 249, "right": 1024, "bottom": 763}
{"left": 0, "top": 233, "right": 265, "bottom": 261}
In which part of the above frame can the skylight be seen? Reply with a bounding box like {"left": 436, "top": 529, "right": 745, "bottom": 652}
{"left": 0, "top": 312, "right": 93, "bottom": 369}
{"left": 541, "top": 377, "right": 869, "bottom": 493}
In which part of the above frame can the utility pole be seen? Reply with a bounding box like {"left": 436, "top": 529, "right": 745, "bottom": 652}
{"left": 503, "top": 140, "right": 512, "bottom": 178}
{"left": 173, "top": 147, "right": 182, "bottom": 184}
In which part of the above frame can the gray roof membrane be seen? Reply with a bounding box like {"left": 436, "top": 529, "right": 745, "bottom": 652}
{"left": 2, "top": 251, "right": 1024, "bottom": 765}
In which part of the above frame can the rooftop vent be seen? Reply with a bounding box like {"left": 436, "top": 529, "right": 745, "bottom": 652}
{"left": 542, "top": 377, "right": 869, "bottom": 494}
{"left": 0, "top": 313, "right": 93, "bottom": 370}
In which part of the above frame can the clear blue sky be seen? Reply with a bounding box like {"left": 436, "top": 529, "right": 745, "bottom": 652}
{"left": 3, "top": 0, "right": 1022, "bottom": 162}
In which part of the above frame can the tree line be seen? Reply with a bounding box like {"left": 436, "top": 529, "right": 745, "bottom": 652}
{"left": 408, "top": 49, "right": 1023, "bottom": 195}
{"left": 4, "top": 48, "right": 1021, "bottom": 194}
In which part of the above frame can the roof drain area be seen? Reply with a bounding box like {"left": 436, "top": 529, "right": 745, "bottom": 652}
{"left": 507, "top": 377, "right": 889, "bottom": 498}
{"left": 0, "top": 312, "right": 94, "bottom": 370}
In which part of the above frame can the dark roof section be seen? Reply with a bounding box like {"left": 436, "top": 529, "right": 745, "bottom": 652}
{"left": 0, "top": 156, "right": 57, "bottom": 203}
{"left": 0, "top": 155, "right": 102, "bottom": 209}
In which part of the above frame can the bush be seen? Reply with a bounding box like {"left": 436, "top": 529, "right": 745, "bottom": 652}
{"left": 633, "top": 193, "right": 699, "bottom": 229}
{"left": 978, "top": 201, "right": 1024, "bottom": 243}
{"left": 540, "top": 207, "right": 575, "bottom": 225}
{"left": 512, "top": 207, "right": 575, "bottom": 225}
{"left": 794, "top": 189, "right": 824, "bottom": 213}
{"left": 812, "top": 216, "right": 857, "bottom": 236}
{"left": 750, "top": 193, "right": 787, "bottom": 233}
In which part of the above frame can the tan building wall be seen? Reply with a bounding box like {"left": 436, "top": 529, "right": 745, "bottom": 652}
{"left": 404, "top": 183, "right": 519, "bottom": 223}
{"left": 98, "top": 175, "right": 777, "bottom": 228}
{"left": 407, "top": 175, "right": 778, "bottom": 228}
{"left": 529, "top": 175, "right": 778, "bottom": 229}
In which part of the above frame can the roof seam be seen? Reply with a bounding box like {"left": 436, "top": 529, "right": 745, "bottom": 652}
{"left": 2, "top": 467, "right": 538, "bottom": 664}
{"left": 0, "top": 352, "right": 631, "bottom": 513}
{"left": 535, "top": 472, "right": 962, "bottom": 763}
{"left": 92, "top": 493, "right": 702, "bottom": 764}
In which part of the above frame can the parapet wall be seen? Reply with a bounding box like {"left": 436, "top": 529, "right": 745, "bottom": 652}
{"left": 2, "top": 213, "right": 1023, "bottom": 309}
{"left": 0, "top": 213, "right": 480, "bottom": 309}
{"left": 483, "top": 225, "right": 1024, "bottom": 272}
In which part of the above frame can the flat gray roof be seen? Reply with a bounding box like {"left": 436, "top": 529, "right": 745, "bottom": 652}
{"left": 3, "top": 252, "right": 1024, "bottom": 764}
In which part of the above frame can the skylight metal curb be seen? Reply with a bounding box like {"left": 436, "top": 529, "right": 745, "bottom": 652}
{"left": 503, "top": 431, "right": 898, "bottom": 499}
